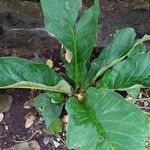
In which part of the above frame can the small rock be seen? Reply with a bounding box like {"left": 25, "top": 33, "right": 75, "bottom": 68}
{"left": 53, "top": 140, "right": 60, "bottom": 148}
{"left": 62, "top": 115, "right": 68, "bottom": 123}
{"left": 23, "top": 101, "right": 31, "bottom": 109}
{"left": 23, "top": 99, "right": 34, "bottom": 109}
{"left": 56, "top": 137, "right": 61, "bottom": 142}
{"left": 0, "top": 95, "right": 12, "bottom": 113}
{"left": 144, "top": 101, "right": 149, "bottom": 107}
{"left": 43, "top": 137, "right": 50, "bottom": 145}
{"left": 37, "top": 117, "right": 44, "bottom": 124}
{"left": 0, "top": 113, "right": 4, "bottom": 122}
{"left": 5, "top": 125, "right": 8, "bottom": 130}
{"left": 54, "top": 67, "right": 61, "bottom": 71}
{"left": 6, "top": 141, "right": 40, "bottom": 150}
{"left": 25, "top": 113, "right": 36, "bottom": 128}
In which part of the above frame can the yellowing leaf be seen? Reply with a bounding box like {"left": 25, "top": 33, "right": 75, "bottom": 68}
{"left": 46, "top": 59, "right": 53, "bottom": 68}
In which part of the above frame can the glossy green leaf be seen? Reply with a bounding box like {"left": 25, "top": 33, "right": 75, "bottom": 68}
{"left": 83, "top": 28, "right": 136, "bottom": 88}
{"left": 0, "top": 57, "right": 72, "bottom": 95}
{"left": 97, "top": 53, "right": 150, "bottom": 90}
{"left": 66, "top": 88, "right": 150, "bottom": 150}
{"left": 41, "top": 0, "right": 100, "bottom": 86}
{"left": 34, "top": 93, "right": 63, "bottom": 134}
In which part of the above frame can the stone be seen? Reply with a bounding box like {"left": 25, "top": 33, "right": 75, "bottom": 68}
{"left": 43, "top": 137, "right": 50, "bottom": 145}
{"left": 6, "top": 141, "right": 40, "bottom": 150}
{"left": 0, "top": 113, "right": 4, "bottom": 122}
{"left": 0, "top": 95, "right": 12, "bottom": 113}
{"left": 52, "top": 140, "right": 60, "bottom": 148}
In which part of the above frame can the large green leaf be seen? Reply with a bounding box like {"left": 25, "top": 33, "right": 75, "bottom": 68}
{"left": 83, "top": 28, "right": 136, "bottom": 88}
{"left": 66, "top": 88, "right": 150, "bottom": 150}
{"left": 34, "top": 93, "right": 63, "bottom": 134}
{"left": 0, "top": 57, "right": 72, "bottom": 95}
{"left": 97, "top": 53, "right": 150, "bottom": 90}
{"left": 41, "top": 0, "right": 100, "bottom": 86}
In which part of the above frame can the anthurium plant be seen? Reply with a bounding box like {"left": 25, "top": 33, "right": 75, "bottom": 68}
{"left": 0, "top": 0, "right": 150, "bottom": 149}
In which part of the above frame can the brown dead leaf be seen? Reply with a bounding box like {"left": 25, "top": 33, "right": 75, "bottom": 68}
{"left": 65, "top": 49, "right": 72, "bottom": 63}
{"left": 25, "top": 113, "right": 36, "bottom": 128}
{"left": 77, "top": 94, "right": 83, "bottom": 101}
{"left": 62, "top": 115, "right": 68, "bottom": 123}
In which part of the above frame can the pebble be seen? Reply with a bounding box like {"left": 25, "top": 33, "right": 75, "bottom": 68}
{"left": 6, "top": 141, "right": 40, "bottom": 150}
{"left": 43, "top": 137, "right": 50, "bottom": 145}
{"left": 0, "top": 113, "right": 4, "bottom": 122}
{"left": 144, "top": 101, "right": 149, "bottom": 107}
{"left": 53, "top": 140, "right": 60, "bottom": 148}
{"left": 5, "top": 125, "right": 8, "bottom": 130}
{"left": 56, "top": 137, "right": 61, "bottom": 142}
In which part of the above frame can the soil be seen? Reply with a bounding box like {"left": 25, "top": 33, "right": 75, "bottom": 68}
{"left": 0, "top": 0, "right": 150, "bottom": 149}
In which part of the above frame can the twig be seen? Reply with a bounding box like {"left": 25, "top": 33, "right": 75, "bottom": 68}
{"left": 56, "top": 135, "right": 66, "bottom": 145}
{"left": 127, "top": 98, "right": 150, "bottom": 102}
{"left": 144, "top": 111, "right": 150, "bottom": 115}
{"left": 140, "top": 106, "right": 150, "bottom": 110}
{"left": 13, "top": 131, "right": 38, "bottom": 143}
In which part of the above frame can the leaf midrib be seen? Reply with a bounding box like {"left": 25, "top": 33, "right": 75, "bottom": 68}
{"left": 86, "top": 106, "right": 115, "bottom": 150}
{"left": 61, "top": 0, "right": 79, "bottom": 84}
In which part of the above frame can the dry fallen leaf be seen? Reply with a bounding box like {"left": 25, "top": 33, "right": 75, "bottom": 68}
{"left": 0, "top": 113, "right": 4, "bottom": 122}
{"left": 62, "top": 115, "right": 68, "bottom": 123}
{"left": 25, "top": 113, "right": 36, "bottom": 128}
{"left": 65, "top": 49, "right": 72, "bottom": 63}
{"left": 77, "top": 94, "right": 83, "bottom": 101}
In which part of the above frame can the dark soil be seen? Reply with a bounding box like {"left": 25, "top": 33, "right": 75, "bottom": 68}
{"left": 0, "top": 89, "right": 67, "bottom": 150}
{"left": 0, "top": 0, "right": 150, "bottom": 149}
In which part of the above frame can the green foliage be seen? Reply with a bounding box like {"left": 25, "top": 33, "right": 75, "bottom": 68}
{"left": 41, "top": 0, "right": 99, "bottom": 86}
{"left": 0, "top": 0, "right": 150, "bottom": 149}
{"left": 66, "top": 88, "right": 150, "bottom": 150}
{"left": 97, "top": 53, "right": 150, "bottom": 90}
{"left": 34, "top": 92, "right": 64, "bottom": 134}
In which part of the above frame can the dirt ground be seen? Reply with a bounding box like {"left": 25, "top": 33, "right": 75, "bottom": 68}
{"left": 0, "top": 0, "right": 150, "bottom": 149}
